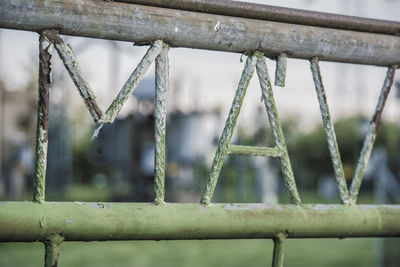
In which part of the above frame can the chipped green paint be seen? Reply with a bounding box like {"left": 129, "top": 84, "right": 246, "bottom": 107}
{"left": 44, "top": 234, "right": 64, "bottom": 267}
{"left": 33, "top": 33, "right": 53, "bottom": 203}
{"left": 228, "top": 144, "right": 283, "bottom": 157}
{"left": 349, "top": 66, "right": 396, "bottom": 203}
{"left": 256, "top": 54, "right": 301, "bottom": 205}
{"left": 272, "top": 233, "right": 287, "bottom": 267}
{"left": 200, "top": 53, "right": 257, "bottom": 205}
{"left": 154, "top": 44, "right": 169, "bottom": 205}
{"left": 310, "top": 58, "right": 350, "bottom": 205}
{"left": 45, "top": 31, "right": 103, "bottom": 122}
{"left": 100, "top": 40, "right": 163, "bottom": 124}
{"left": 0, "top": 202, "right": 399, "bottom": 241}
{"left": 274, "top": 54, "right": 287, "bottom": 87}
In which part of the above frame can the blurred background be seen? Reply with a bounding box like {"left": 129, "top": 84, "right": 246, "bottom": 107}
{"left": 0, "top": 0, "right": 400, "bottom": 266}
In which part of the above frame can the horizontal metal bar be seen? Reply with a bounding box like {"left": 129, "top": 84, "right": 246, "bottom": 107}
{"left": 115, "top": 0, "right": 400, "bottom": 36}
{"left": 228, "top": 145, "right": 282, "bottom": 157}
{"left": 1, "top": 0, "right": 400, "bottom": 66}
{"left": 1, "top": 202, "right": 399, "bottom": 242}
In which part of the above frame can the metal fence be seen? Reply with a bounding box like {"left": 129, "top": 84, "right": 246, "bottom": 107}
{"left": 1, "top": 0, "right": 400, "bottom": 266}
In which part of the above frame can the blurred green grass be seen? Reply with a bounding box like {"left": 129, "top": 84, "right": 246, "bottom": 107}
{"left": 0, "top": 238, "right": 375, "bottom": 267}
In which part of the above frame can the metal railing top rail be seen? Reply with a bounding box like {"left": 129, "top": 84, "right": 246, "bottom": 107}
{"left": 116, "top": 0, "right": 400, "bottom": 36}
{"left": 1, "top": 0, "right": 400, "bottom": 66}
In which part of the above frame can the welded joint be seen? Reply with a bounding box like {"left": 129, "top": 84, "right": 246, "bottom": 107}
{"left": 43, "top": 234, "right": 64, "bottom": 267}
{"left": 275, "top": 54, "right": 287, "bottom": 87}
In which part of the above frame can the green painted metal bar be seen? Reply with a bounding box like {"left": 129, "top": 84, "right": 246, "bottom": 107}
{"left": 43, "top": 30, "right": 103, "bottom": 123}
{"left": 349, "top": 65, "right": 397, "bottom": 203}
{"left": 228, "top": 145, "right": 282, "bottom": 157}
{"left": 310, "top": 58, "right": 351, "bottom": 205}
{"left": 255, "top": 54, "right": 301, "bottom": 205}
{"left": 200, "top": 54, "right": 257, "bottom": 205}
{"left": 100, "top": 40, "right": 163, "bottom": 124}
{"left": 272, "top": 233, "right": 287, "bottom": 267}
{"left": 274, "top": 54, "right": 287, "bottom": 87}
{"left": 154, "top": 44, "right": 169, "bottom": 205}
{"left": 0, "top": 202, "right": 399, "bottom": 242}
{"left": 33, "top": 33, "right": 53, "bottom": 203}
{"left": 44, "top": 234, "right": 63, "bottom": 267}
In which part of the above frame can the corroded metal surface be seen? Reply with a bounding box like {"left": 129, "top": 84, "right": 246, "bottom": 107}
{"left": 154, "top": 44, "right": 169, "bottom": 205}
{"left": 0, "top": 202, "right": 399, "bottom": 241}
{"left": 310, "top": 58, "right": 350, "bottom": 205}
{"left": 44, "top": 234, "right": 63, "bottom": 267}
{"left": 1, "top": 0, "right": 400, "bottom": 66}
{"left": 116, "top": 0, "right": 400, "bottom": 36}
{"left": 33, "top": 33, "right": 53, "bottom": 203}
{"left": 349, "top": 66, "right": 397, "bottom": 203}
{"left": 44, "top": 30, "right": 103, "bottom": 123}
{"left": 274, "top": 55, "right": 287, "bottom": 87}
{"left": 228, "top": 145, "right": 282, "bottom": 157}
{"left": 200, "top": 54, "right": 256, "bottom": 205}
{"left": 256, "top": 54, "right": 301, "bottom": 205}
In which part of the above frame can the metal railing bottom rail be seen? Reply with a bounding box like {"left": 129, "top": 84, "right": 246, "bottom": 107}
{"left": 1, "top": 202, "right": 399, "bottom": 242}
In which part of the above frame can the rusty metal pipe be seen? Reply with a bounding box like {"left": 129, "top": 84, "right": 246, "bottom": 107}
{"left": 1, "top": 0, "right": 400, "bottom": 66}
{"left": 116, "top": 0, "right": 400, "bottom": 36}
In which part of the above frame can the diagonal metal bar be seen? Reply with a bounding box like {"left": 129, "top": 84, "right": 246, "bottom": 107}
{"left": 100, "top": 40, "right": 163, "bottom": 124}
{"left": 200, "top": 54, "right": 257, "bottom": 205}
{"left": 42, "top": 30, "right": 103, "bottom": 123}
{"left": 310, "top": 58, "right": 350, "bottom": 205}
{"left": 44, "top": 234, "right": 63, "bottom": 267}
{"left": 33, "top": 32, "right": 53, "bottom": 203}
{"left": 349, "top": 65, "right": 397, "bottom": 203}
{"left": 154, "top": 44, "right": 169, "bottom": 205}
{"left": 274, "top": 54, "right": 287, "bottom": 87}
{"left": 256, "top": 53, "right": 301, "bottom": 205}
{"left": 272, "top": 233, "right": 287, "bottom": 267}
{"left": 228, "top": 144, "right": 283, "bottom": 157}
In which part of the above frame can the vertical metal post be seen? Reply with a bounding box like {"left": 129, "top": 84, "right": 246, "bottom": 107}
{"left": 256, "top": 53, "right": 301, "bottom": 205}
{"left": 310, "top": 57, "right": 350, "bottom": 205}
{"left": 154, "top": 43, "right": 169, "bottom": 205}
{"left": 272, "top": 233, "right": 287, "bottom": 267}
{"left": 33, "top": 32, "right": 53, "bottom": 203}
{"left": 44, "top": 234, "right": 64, "bottom": 267}
{"left": 349, "top": 66, "right": 396, "bottom": 203}
{"left": 275, "top": 54, "right": 287, "bottom": 87}
{"left": 201, "top": 54, "right": 257, "bottom": 205}
{"left": 42, "top": 30, "right": 103, "bottom": 123}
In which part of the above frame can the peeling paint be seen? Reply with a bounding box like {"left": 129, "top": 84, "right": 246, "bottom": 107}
{"left": 214, "top": 20, "right": 221, "bottom": 32}
{"left": 33, "top": 33, "right": 53, "bottom": 204}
